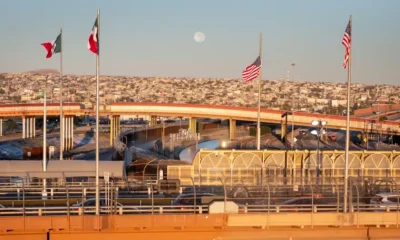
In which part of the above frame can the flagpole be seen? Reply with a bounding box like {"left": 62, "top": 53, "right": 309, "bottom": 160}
{"left": 95, "top": 8, "right": 100, "bottom": 216}
{"left": 43, "top": 80, "right": 47, "bottom": 198}
{"left": 256, "top": 33, "right": 262, "bottom": 150}
{"left": 343, "top": 15, "right": 352, "bottom": 213}
{"left": 60, "top": 28, "right": 64, "bottom": 161}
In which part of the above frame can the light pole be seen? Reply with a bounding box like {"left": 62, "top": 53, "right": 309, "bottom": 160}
{"left": 282, "top": 111, "right": 295, "bottom": 149}
{"left": 291, "top": 63, "right": 296, "bottom": 149}
{"left": 311, "top": 120, "right": 327, "bottom": 177}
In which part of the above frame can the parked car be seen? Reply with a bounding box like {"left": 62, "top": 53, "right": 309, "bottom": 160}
{"left": 328, "top": 135, "right": 337, "bottom": 141}
{"left": 280, "top": 197, "right": 335, "bottom": 212}
{"left": 72, "top": 198, "right": 122, "bottom": 214}
{"left": 173, "top": 193, "right": 219, "bottom": 206}
{"left": 370, "top": 193, "right": 400, "bottom": 211}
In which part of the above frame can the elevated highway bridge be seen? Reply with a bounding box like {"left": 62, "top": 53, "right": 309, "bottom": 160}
{"left": 0, "top": 103, "right": 399, "bottom": 147}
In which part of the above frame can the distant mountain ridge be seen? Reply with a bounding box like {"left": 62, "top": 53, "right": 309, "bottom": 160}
{"left": 24, "top": 69, "right": 60, "bottom": 75}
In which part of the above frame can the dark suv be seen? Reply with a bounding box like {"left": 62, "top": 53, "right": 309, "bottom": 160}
{"left": 173, "top": 193, "right": 218, "bottom": 206}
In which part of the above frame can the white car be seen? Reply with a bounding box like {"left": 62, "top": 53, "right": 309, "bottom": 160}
{"left": 370, "top": 193, "right": 400, "bottom": 211}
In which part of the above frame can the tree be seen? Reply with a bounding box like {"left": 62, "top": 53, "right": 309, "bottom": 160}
{"left": 0, "top": 88, "right": 5, "bottom": 94}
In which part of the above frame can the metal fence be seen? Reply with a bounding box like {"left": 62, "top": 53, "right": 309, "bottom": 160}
{"left": 1, "top": 176, "right": 400, "bottom": 217}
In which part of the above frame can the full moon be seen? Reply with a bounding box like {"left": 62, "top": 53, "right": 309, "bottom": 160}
{"left": 194, "top": 32, "right": 205, "bottom": 43}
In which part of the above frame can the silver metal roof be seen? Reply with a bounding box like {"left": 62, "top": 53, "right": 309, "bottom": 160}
{"left": 0, "top": 160, "right": 125, "bottom": 178}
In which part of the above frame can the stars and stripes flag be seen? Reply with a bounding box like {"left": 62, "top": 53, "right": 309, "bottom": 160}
{"left": 342, "top": 19, "right": 352, "bottom": 69}
{"left": 242, "top": 56, "right": 262, "bottom": 83}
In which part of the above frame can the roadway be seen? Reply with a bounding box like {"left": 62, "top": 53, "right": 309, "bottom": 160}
{"left": 287, "top": 127, "right": 399, "bottom": 151}
{"left": 2, "top": 102, "right": 400, "bottom": 135}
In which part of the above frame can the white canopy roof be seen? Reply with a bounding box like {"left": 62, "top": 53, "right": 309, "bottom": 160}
{"left": 0, "top": 160, "right": 125, "bottom": 179}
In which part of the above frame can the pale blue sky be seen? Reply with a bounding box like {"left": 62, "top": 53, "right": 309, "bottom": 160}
{"left": 0, "top": 0, "right": 399, "bottom": 84}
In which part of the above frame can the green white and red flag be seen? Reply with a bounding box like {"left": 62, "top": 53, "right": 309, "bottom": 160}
{"left": 88, "top": 17, "right": 98, "bottom": 54}
{"left": 41, "top": 33, "right": 61, "bottom": 58}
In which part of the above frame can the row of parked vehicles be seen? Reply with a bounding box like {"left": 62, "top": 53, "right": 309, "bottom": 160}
{"left": 1, "top": 179, "right": 399, "bottom": 214}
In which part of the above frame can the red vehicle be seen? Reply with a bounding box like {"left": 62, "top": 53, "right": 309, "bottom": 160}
{"left": 329, "top": 135, "right": 337, "bottom": 141}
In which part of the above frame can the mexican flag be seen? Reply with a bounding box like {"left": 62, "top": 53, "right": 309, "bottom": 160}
{"left": 41, "top": 33, "right": 61, "bottom": 58}
{"left": 88, "top": 17, "right": 98, "bottom": 54}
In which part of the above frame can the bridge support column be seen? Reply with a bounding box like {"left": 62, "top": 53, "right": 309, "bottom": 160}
{"left": 149, "top": 115, "right": 157, "bottom": 126}
{"left": 27, "top": 117, "right": 30, "bottom": 138}
{"left": 281, "top": 119, "right": 287, "bottom": 142}
{"left": 65, "top": 116, "right": 69, "bottom": 151}
{"left": 189, "top": 117, "right": 197, "bottom": 134}
{"left": 0, "top": 118, "right": 3, "bottom": 137}
{"left": 33, "top": 117, "right": 36, "bottom": 138}
{"left": 30, "top": 117, "right": 34, "bottom": 138}
{"left": 63, "top": 116, "right": 74, "bottom": 151}
{"left": 229, "top": 119, "right": 236, "bottom": 141}
{"left": 23, "top": 116, "right": 36, "bottom": 139}
{"left": 22, "top": 117, "right": 26, "bottom": 138}
{"left": 110, "top": 116, "right": 114, "bottom": 146}
{"left": 110, "top": 115, "right": 120, "bottom": 146}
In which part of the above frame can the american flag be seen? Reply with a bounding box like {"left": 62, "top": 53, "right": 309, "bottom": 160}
{"left": 342, "top": 19, "right": 352, "bottom": 69}
{"left": 242, "top": 56, "right": 262, "bottom": 83}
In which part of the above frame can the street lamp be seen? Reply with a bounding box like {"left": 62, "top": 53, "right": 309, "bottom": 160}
{"left": 311, "top": 120, "right": 327, "bottom": 177}
{"left": 221, "top": 141, "right": 227, "bottom": 148}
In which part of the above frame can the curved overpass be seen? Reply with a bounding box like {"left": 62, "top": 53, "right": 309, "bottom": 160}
{"left": 0, "top": 102, "right": 399, "bottom": 134}
{"left": 110, "top": 103, "right": 400, "bottom": 134}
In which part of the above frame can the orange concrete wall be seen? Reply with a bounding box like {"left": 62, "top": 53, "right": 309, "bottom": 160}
{"left": 2, "top": 214, "right": 400, "bottom": 240}
{"left": 355, "top": 104, "right": 400, "bottom": 116}
{"left": 2, "top": 227, "right": 400, "bottom": 240}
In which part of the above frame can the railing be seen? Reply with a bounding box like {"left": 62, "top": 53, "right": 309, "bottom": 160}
{"left": 1, "top": 176, "right": 400, "bottom": 217}
{"left": 2, "top": 203, "right": 400, "bottom": 217}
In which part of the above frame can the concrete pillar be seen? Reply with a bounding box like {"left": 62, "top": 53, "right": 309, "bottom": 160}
{"left": 113, "top": 116, "right": 116, "bottom": 140}
{"left": 27, "top": 117, "right": 30, "bottom": 138}
{"left": 281, "top": 120, "right": 287, "bottom": 141}
{"left": 65, "top": 117, "right": 68, "bottom": 151}
{"left": 109, "top": 115, "right": 120, "bottom": 146}
{"left": 33, "top": 117, "right": 36, "bottom": 138}
{"left": 229, "top": 119, "right": 236, "bottom": 141}
{"left": 31, "top": 117, "right": 34, "bottom": 138}
{"left": 0, "top": 118, "right": 3, "bottom": 137}
{"left": 65, "top": 116, "right": 71, "bottom": 151}
{"left": 110, "top": 115, "right": 114, "bottom": 146}
{"left": 149, "top": 115, "right": 157, "bottom": 126}
{"left": 22, "top": 117, "right": 26, "bottom": 139}
{"left": 62, "top": 116, "right": 66, "bottom": 151}
{"left": 69, "top": 117, "right": 71, "bottom": 150}
{"left": 189, "top": 117, "right": 197, "bottom": 134}
{"left": 26, "top": 117, "right": 30, "bottom": 138}
{"left": 116, "top": 115, "right": 120, "bottom": 136}
{"left": 70, "top": 116, "right": 74, "bottom": 150}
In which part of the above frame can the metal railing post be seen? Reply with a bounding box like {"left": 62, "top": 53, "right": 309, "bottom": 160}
{"left": 23, "top": 178, "right": 25, "bottom": 231}
{"left": 392, "top": 178, "right": 400, "bottom": 228}
{"left": 81, "top": 184, "right": 85, "bottom": 216}
{"left": 310, "top": 182, "right": 314, "bottom": 228}
{"left": 66, "top": 182, "right": 70, "bottom": 230}
{"left": 334, "top": 178, "right": 340, "bottom": 213}
{"left": 267, "top": 179, "right": 270, "bottom": 229}
{"left": 191, "top": 177, "right": 196, "bottom": 215}
{"left": 151, "top": 183, "right": 155, "bottom": 228}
